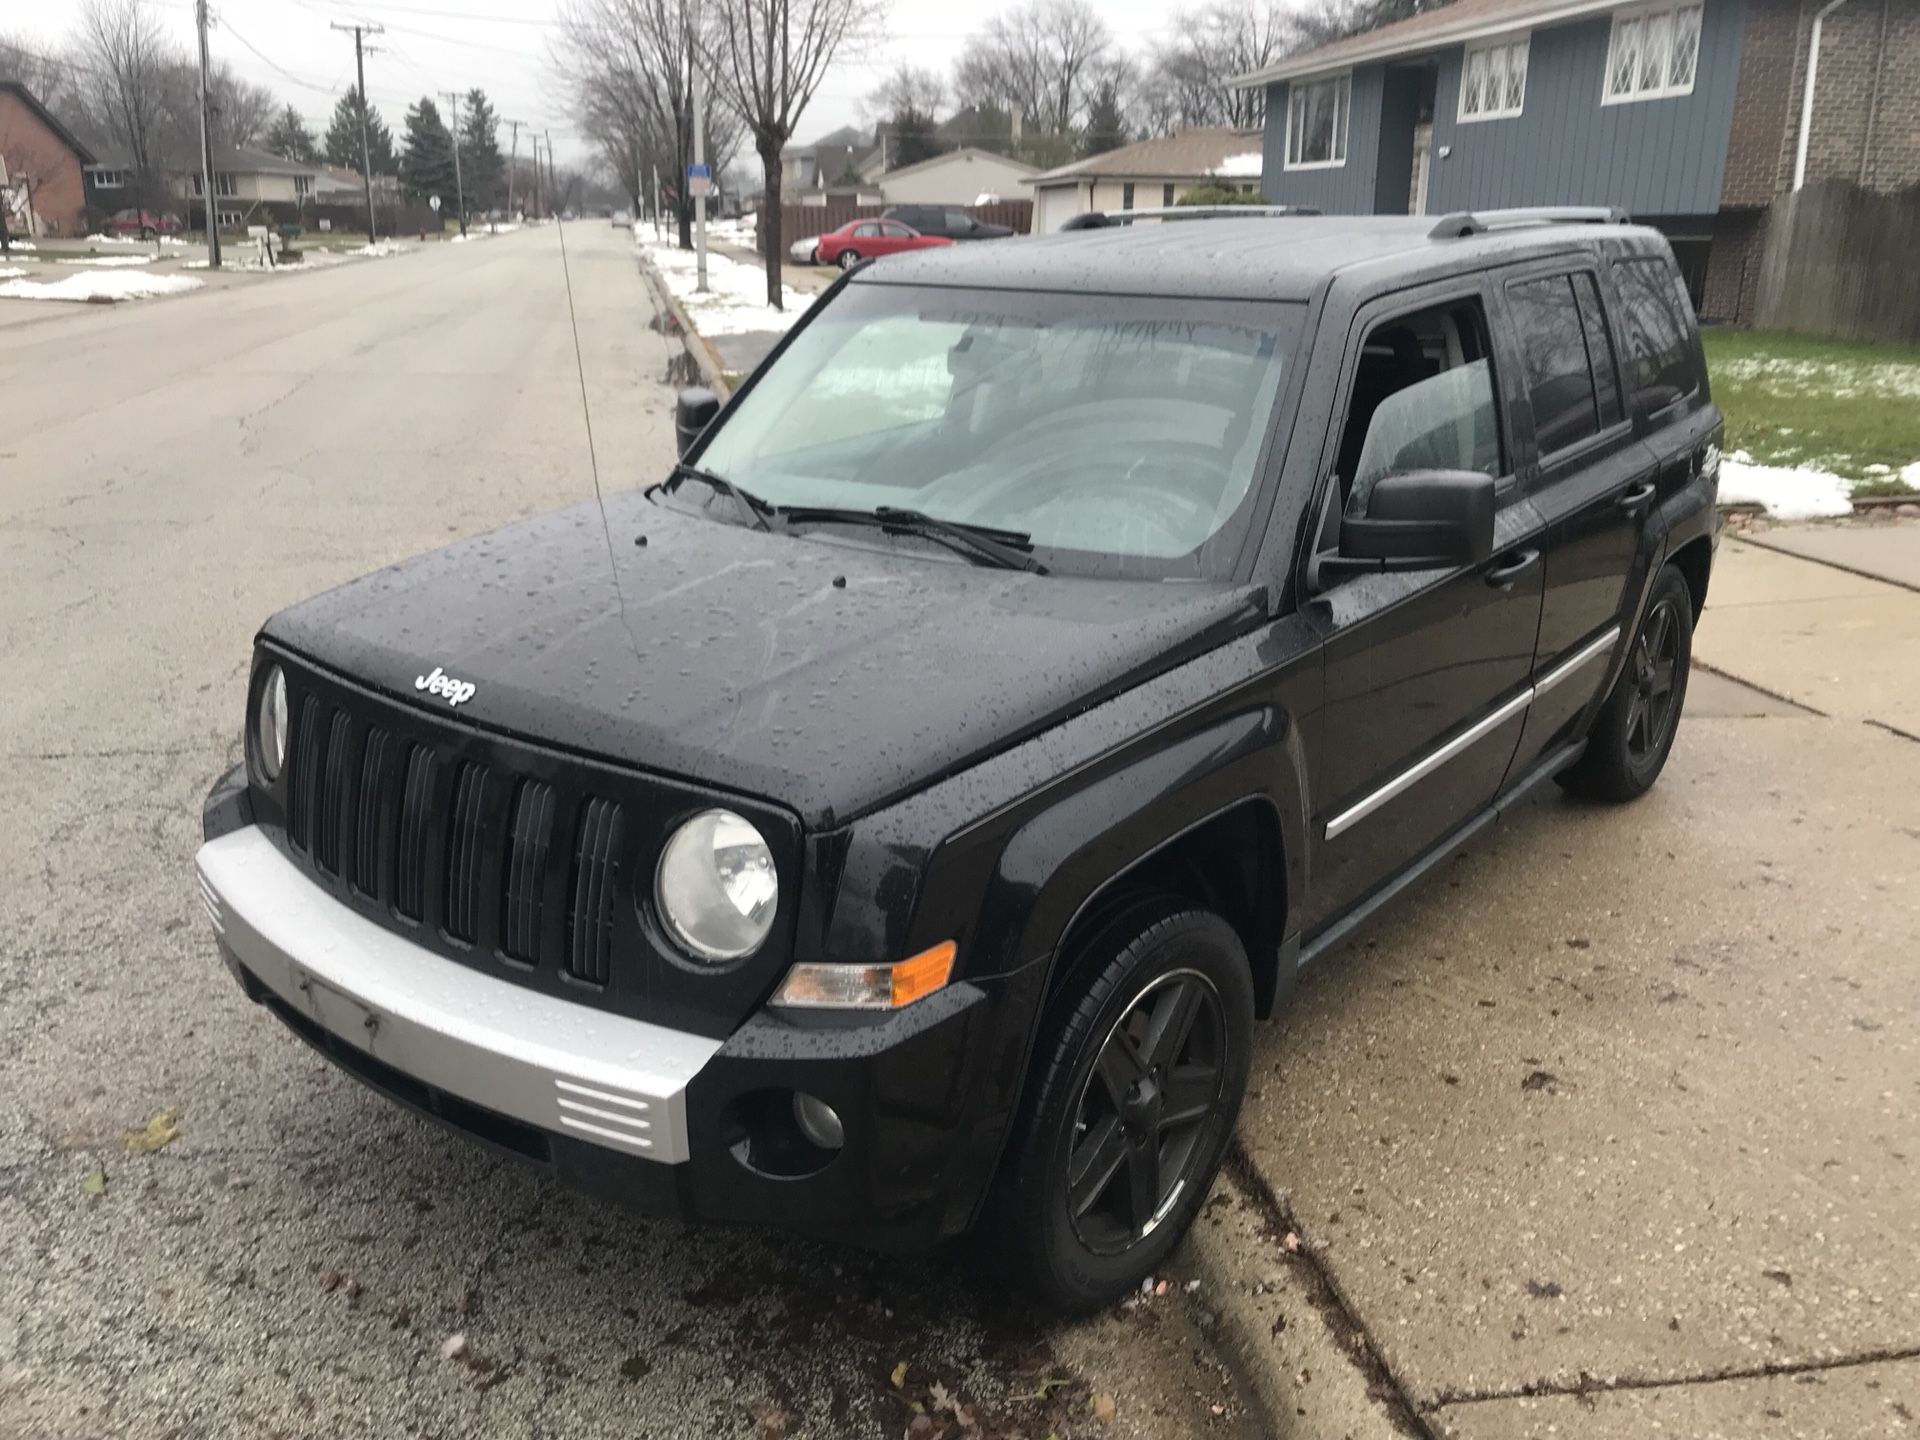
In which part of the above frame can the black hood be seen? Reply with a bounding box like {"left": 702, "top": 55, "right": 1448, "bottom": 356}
{"left": 263, "top": 493, "right": 1264, "bottom": 828}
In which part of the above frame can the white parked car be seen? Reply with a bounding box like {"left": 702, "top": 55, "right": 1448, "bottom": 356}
{"left": 789, "top": 235, "right": 821, "bottom": 265}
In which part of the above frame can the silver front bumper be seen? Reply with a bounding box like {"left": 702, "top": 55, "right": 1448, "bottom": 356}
{"left": 196, "top": 826, "right": 723, "bottom": 1163}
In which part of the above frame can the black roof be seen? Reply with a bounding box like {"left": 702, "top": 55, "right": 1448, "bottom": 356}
{"left": 851, "top": 215, "right": 1667, "bottom": 302}
{"left": 0, "top": 81, "right": 96, "bottom": 165}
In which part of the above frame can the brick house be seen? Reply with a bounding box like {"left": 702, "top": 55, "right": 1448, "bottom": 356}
{"left": 1239, "top": 0, "right": 1919, "bottom": 323}
{"left": 0, "top": 80, "right": 95, "bottom": 237}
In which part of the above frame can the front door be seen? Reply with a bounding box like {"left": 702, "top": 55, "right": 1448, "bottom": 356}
{"left": 1302, "top": 283, "right": 1546, "bottom": 933}
{"left": 1497, "top": 264, "right": 1658, "bottom": 776}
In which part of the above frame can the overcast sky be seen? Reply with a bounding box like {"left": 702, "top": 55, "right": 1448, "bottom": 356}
{"left": 4, "top": 0, "right": 1263, "bottom": 169}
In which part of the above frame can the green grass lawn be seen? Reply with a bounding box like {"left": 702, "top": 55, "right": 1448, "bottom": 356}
{"left": 1702, "top": 328, "right": 1920, "bottom": 495}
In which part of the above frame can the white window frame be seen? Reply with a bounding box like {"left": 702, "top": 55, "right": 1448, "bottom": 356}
{"left": 1285, "top": 71, "right": 1351, "bottom": 171}
{"left": 90, "top": 168, "right": 127, "bottom": 189}
{"left": 1458, "top": 33, "right": 1530, "bottom": 122}
{"left": 1602, "top": 1, "right": 1703, "bottom": 105}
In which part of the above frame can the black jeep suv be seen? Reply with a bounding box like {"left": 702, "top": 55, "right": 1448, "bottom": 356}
{"left": 881, "top": 203, "right": 1014, "bottom": 241}
{"left": 199, "top": 208, "right": 1719, "bottom": 1309}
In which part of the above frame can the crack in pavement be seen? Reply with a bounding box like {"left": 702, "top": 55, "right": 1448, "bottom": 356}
{"left": 1425, "top": 1344, "right": 1920, "bottom": 1411}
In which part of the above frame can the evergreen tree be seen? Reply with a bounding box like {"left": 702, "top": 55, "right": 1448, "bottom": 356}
{"left": 324, "top": 86, "right": 396, "bottom": 174}
{"left": 890, "top": 112, "right": 944, "bottom": 169}
{"left": 399, "top": 96, "right": 458, "bottom": 203}
{"left": 459, "top": 88, "right": 504, "bottom": 211}
{"left": 1079, "top": 80, "right": 1128, "bottom": 159}
{"left": 263, "top": 105, "right": 319, "bottom": 164}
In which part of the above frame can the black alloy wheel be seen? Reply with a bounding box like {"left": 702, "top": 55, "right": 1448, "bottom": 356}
{"left": 990, "top": 901, "right": 1253, "bottom": 1310}
{"left": 1067, "top": 970, "right": 1226, "bottom": 1255}
{"left": 1557, "top": 562, "right": 1694, "bottom": 802}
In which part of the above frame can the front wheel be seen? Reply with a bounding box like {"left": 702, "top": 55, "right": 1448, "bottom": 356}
{"left": 990, "top": 901, "right": 1253, "bottom": 1311}
{"left": 1557, "top": 564, "right": 1694, "bottom": 802}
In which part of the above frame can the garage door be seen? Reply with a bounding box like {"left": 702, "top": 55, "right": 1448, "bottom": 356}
{"left": 1035, "top": 186, "right": 1081, "bottom": 234}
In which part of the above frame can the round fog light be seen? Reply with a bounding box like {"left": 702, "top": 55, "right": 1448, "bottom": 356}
{"left": 792, "top": 1092, "right": 844, "bottom": 1151}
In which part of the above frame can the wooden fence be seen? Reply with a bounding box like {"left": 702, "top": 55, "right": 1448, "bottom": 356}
{"left": 1754, "top": 180, "right": 1920, "bottom": 345}
{"left": 763, "top": 198, "right": 1033, "bottom": 244}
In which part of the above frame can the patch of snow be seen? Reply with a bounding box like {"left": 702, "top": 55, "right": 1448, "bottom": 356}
{"left": 57, "top": 254, "right": 155, "bottom": 267}
{"left": 1902, "top": 461, "right": 1920, "bottom": 489}
{"left": 0, "top": 270, "right": 202, "bottom": 303}
{"left": 348, "top": 241, "right": 409, "bottom": 257}
{"left": 1718, "top": 451, "right": 1852, "bottom": 519}
{"left": 1210, "top": 151, "right": 1263, "bottom": 179}
{"left": 0, "top": 267, "right": 25, "bottom": 279}
{"left": 973, "top": 192, "right": 1001, "bottom": 206}
{"left": 1864, "top": 463, "right": 1893, "bottom": 476}
{"left": 6, "top": 240, "right": 35, "bottom": 251}
{"left": 640, "top": 237, "right": 813, "bottom": 336}
{"left": 1713, "top": 354, "right": 1920, "bottom": 402}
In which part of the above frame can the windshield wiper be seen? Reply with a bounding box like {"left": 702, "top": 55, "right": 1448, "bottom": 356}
{"left": 780, "top": 504, "right": 1047, "bottom": 573}
{"left": 654, "top": 461, "right": 776, "bottom": 531}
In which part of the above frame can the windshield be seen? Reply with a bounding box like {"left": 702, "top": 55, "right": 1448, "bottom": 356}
{"left": 688, "top": 283, "right": 1302, "bottom": 579}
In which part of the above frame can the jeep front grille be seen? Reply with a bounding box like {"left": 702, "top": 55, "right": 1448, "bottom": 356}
{"left": 565, "top": 797, "right": 623, "bottom": 986}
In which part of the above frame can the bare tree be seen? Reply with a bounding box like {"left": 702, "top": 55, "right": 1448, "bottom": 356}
{"left": 1294, "top": 0, "right": 1452, "bottom": 47}
{"left": 0, "top": 32, "right": 88, "bottom": 121}
{"left": 1140, "top": 0, "right": 1292, "bottom": 132}
{"left": 554, "top": 0, "right": 741, "bottom": 247}
{"left": 954, "top": 0, "right": 1112, "bottom": 139}
{"left": 705, "top": 0, "right": 885, "bottom": 307}
{"left": 73, "top": 0, "right": 179, "bottom": 216}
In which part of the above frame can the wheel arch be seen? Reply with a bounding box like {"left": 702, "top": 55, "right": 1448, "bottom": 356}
{"left": 1668, "top": 532, "right": 1712, "bottom": 621}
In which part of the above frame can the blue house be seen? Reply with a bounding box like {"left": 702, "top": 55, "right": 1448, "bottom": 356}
{"left": 1236, "top": 0, "right": 1920, "bottom": 322}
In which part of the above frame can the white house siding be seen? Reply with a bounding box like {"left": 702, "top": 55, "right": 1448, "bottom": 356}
{"left": 880, "top": 150, "right": 1039, "bottom": 204}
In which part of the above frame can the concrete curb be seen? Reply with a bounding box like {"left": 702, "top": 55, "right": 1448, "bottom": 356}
{"left": 1183, "top": 1150, "right": 1431, "bottom": 1440}
{"left": 635, "top": 249, "right": 733, "bottom": 398}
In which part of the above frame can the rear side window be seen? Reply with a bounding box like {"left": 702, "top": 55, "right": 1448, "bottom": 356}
{"left": 1506, "top": 273, "right": 1621, "bottom": 459}
{"left": 1611, "top": 257, "right": 1699, "bottom": 413}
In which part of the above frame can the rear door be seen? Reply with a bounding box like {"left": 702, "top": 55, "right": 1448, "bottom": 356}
{"left": 872, "top": 220, "right": 916, "bottom": 256}
{"left": 1498, "top": 263, "right": 1659, "bottom": 781}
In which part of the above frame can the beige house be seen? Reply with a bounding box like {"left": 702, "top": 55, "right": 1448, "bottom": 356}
{"left": 1025, "top": 128, "right": 1265, "bottom": 233}
{"left": 877, "top": 147, "right": 1039, "bottom": 205}
{"left": 186, "top": 145, "right": 320, "bottom": 225}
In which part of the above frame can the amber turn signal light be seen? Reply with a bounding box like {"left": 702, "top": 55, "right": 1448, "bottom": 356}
{"left": 770, "top": 941, "right": 958, "bottom": 1010}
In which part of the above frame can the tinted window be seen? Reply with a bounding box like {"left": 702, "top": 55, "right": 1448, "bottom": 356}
{"left": 1508, "top": 275, "right": 1601, "bottom": 456}
{"left": 944, "top": 208, "right": 971, "bottom": 232}
{"left": 1612, "top": 257, "right": 1698, "bottom": 412}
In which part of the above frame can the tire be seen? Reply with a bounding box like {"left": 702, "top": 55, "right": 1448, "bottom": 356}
{"left": 837, "top": 248, "right": 858, "bottom": 272}
{"left": 990, "top": 899, "right": 1254, "bottom": 1311}
{"left": 1557, "top": 564, "right": 1694, "bottom": 803}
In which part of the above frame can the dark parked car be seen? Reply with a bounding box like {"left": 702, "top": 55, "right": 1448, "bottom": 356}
{"left": 881, "top": 203, "right": 1013, "bottom": 241}
{"left": 199, "top": 207, "right": 1718, "bottom": 1309}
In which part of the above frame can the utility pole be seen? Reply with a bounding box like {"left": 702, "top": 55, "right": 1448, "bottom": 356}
{"left": 532, "top": 135, "right": 543, "bottom": 220}
{"left": 504, "top": 118, "right": 521, "bottom": 218}
{"left": 194, "top": 0, "right": 220, "bottom": 267}
{"left": 440, "top": 91, "right": 467, "bottom": 235}
{"left": 330, "top": 24, "right": 384, "bottom": 242}
{"left": 545, "top": 128, "right": 556, "bottom": 219}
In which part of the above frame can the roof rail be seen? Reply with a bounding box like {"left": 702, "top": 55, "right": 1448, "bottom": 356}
{"left": 1061, "top": 204, "right": 1320, "bottom": 231}
{"left": 1427, "top": 206, "right": 1633, "bottom": 240}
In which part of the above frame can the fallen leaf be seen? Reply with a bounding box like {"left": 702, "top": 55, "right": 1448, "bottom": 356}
{"left": 123, "top": 1108, "right": 181, "bottom": 1154}
{"left": 1091, "top": 1392, "right": 1116, "bottom": 1424}
{"left": 1526, "top": 1279, "right": 1564, "bottom": 1299}
{"left": 750, "top": 1400, "right": 788, "bottom": 1439}
{"left": 1211, "top": 1402, "right": 1226, "bottom": 1415}
{"left": 441, "top": 1333, "right": 469, "bottom": 1362}
{"left": 1154, "top": 1280, "right": 1168, "bottom": 1296}
{"left": 320, "top": 1270, "right": 346, "bottom": 1293}
{"left": 80, "top": 1169, "right": 107, "bottom": 1198}
{"left": 929, "top": 1381, "right": 955, "bottom": 1414}
{"left": 1762, "top": 1269, "right": 1792, "bottom": 1288}
{"left": 1520, "top": 1070, "right": 1558, "bottom": 1093}
{"left": 1282, "top": 1232, "right": 1301, "bottom": 1253}
{"left": 891, "top": 1360, "right": 909, "bottom": 1389}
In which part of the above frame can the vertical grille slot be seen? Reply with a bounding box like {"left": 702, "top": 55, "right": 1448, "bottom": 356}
{"left": 352, "top": 727, "right": 390, "bottom": 897}
{"left": 393, "top": 744, "right": 439, "bottom": 921}
{"left": 314, "top": 710, "right": 351, "bottom": 874}
{"left": 443, "top": 763, "right": 489, "bottom": 943}
{"left": 288, "top": 695, "right": 325, "bottom": 853}
{"left": 565, "top": 798, "right": 623, "bottom": 986}
{"left": 502, "top": 780, "right": 556, "bottom": 964}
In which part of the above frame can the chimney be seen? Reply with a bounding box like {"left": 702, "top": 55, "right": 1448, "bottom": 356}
{"left": 1009, "top": 103, "right": 1023, "bottom": 142}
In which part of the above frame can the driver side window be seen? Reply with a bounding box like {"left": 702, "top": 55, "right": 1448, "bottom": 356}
{"left": 1332, "top": 298, "right": 1505, "bottom": 518}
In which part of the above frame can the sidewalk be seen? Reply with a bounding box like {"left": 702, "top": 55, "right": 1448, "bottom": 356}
{"left": 1201, "top": 526, "right": 1920, "bottom": 1437}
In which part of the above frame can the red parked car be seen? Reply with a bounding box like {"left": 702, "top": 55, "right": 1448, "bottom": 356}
{"left": 813, "top": 218, "right": 953, "bottom": 270}
{"left": 106, "top": 208, "right": 183, "bottom": 238}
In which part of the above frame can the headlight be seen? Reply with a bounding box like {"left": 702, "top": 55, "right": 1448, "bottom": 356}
{"left": 655, "top": 809, "right": 778, "bottom": 961}
{"left": 256, "top": 665, "right": 289, "bottom": 781}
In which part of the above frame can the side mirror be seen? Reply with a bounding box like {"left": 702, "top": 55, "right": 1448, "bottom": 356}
{"left": 675, "top": 386, "right": 722, "bottom": 458}
{"left": 1338, "top": 469, "right": 1496, "bottom": 571}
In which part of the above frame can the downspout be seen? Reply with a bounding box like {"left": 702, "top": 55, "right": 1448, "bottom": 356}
{"left": 1793, "top": 0, "right": 1859, "bottom": 192}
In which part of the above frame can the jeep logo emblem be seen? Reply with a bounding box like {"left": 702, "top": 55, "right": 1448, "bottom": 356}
{"left": 415, "top": 666, "right": 477, "bottom": 708}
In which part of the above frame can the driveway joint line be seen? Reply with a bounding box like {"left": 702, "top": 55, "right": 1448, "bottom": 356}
{"left": 1424, "top": 1343, "right": 1920, "bottom": 1411}
{"left": 1222, "top": 1142, "right": 1439, "bottom": 1440}
{"left": 1689, "top": 660, "right": 1827, "bottom": 717}
{"left": 1736, "top": 531, "right": 1920, "bottom": 597}
{"left": 1864, "top": 717, "right": 1920, "bottom": 745}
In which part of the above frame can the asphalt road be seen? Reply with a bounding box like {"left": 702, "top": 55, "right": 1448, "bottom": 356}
{"left": 0, "top": 226, "right": 1254, "bottom": 1440}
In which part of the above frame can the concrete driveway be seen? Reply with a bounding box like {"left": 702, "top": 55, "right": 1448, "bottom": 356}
{"left": 0, "top": 224, "right": 1252, "bottom": 1440}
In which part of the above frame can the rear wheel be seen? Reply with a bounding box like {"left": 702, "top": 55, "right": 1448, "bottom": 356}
{"left": 991, "top": 900, "right": 1252, "bottom": 1311}
{"left": 837, "top": 248, "right": 859, "bottom": 272}
{"left": 1557, "top": 564, "right": 1693, "bottom": 802}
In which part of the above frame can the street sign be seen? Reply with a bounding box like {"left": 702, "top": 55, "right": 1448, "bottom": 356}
{"left": 687, "top": 163, "right": 711, "bottom": 179}
{"left": 689, "top": 175, "right": 713, "bottom": 198}
{"left": 429, "top": 195, "right": 442, "bottom": 212}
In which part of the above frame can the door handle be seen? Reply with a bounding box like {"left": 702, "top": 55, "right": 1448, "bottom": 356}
{"left": 1485, "top": 549, "right": 1541, "bottom": 588}
{"left": 1618, "top": 481, "right": 1658, "bottom": 512}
